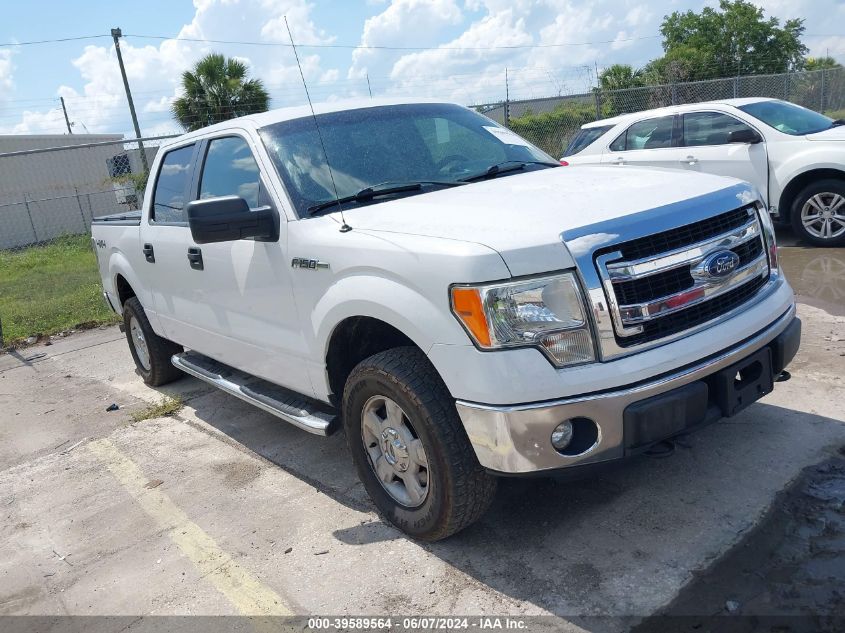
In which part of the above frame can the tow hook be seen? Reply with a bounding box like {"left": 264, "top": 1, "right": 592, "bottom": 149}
{"left": 775, "top": 370, "right": 791, "bottom": 383}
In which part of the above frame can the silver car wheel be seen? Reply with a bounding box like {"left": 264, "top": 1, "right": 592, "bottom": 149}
{"left": 801, "top": 192, "right": 845, "bottom": 240}
{"left": 129, "top": 316, "right": 151, "bottom": 371}
{"left": 361, "top": 395, "right": 429, "bottom": 508}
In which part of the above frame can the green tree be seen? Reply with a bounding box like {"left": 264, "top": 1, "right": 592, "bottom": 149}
{"left": 172, "top": 53, "right": 270, "bottom": 132}
{"left": 598, "top": 64, "right": 645, "bottom": 91}
{"left": 654, "top": 0, "right": 808, "bottom": 81}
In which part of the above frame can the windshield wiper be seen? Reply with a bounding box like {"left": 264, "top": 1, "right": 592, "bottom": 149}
{"left": 832, "top": 119, "right": 844, "bottom": 128}
{"left": 458, "top": 160, "right": 560, "bottom": 183}
{"left": 307, "top": 180, "right": 464, "bottom": 215}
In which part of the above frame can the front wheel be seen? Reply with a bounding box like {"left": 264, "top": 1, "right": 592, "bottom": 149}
{"left": 790, "top": 179, "right": 845, "bottom": 247}
{"left": 342, "top": 347, "right": 497, "bottom": 541}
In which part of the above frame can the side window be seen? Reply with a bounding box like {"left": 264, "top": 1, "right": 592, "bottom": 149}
{"left": 152, "top": 144, "right": 195, "bottom": 223}
{"left": 199, "top": 136, "right": 261, "bottom": 208}
{"left": 564, "top": 125, "right": 612, "bottom": 156}
{"left": 683, "top": 112, "right": 753, "bottom": 146}
{"left": 611, "top": 116, "right": 675, "bottom": 151}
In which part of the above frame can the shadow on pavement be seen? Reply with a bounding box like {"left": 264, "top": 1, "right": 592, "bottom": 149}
{"left": 177, "top": 386, "right": 845, "bottom": 619}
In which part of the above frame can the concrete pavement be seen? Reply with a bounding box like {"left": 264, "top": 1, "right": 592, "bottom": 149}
{"left": 1, "top": 297, "right": 843, "bottom": 623}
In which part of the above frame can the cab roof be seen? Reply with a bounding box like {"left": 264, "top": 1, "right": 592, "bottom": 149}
{"left": 165, "top": 97, "right": 458, "bottom": 146}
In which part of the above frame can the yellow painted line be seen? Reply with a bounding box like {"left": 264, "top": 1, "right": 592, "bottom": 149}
{"left": 89, "top": 438, "right": 292, "bottom": 616}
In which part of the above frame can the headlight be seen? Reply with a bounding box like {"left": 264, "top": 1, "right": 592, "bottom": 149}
{"left": 756, "top": 201, "right": 779, "bottom": 272}
{"left": 450, "top": 272, "right": 596, "bottom": 367}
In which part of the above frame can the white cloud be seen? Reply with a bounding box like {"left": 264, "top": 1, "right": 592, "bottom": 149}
{"left": 2, "top": 0, "right": 332, "bottom": 136}
{"left": 349, "top": 0, "right": 464, "bottom": 80}
{"left": 0, "top": 49, "right": 13, "bottom": 94}
{"left": 3, "top": 0, "right": 844, "bottom": 136}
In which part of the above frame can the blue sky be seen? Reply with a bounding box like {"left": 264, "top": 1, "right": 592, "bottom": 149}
{"left": 1, "top": 0, "right": 843, "bottom": 137}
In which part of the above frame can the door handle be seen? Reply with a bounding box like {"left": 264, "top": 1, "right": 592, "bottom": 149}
{"left": 142, "top": 243, "right": 155, "bottom": 263}
{"left": 613, "top": 157, "right": 626, "bottom": 165}
{"left": 187, "top": 247, "right": 204, "bottom": 271}
{"left": 681, "top": 156, "right": 698, "bottom": 165}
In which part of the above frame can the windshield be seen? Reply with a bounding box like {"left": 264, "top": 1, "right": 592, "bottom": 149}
{"left": 564, "top": 125, "right": 612, "bottom": 157}
{"left": 738, "top": 100, "right": 833, "bottom": 136}
{"left": 259, "top": 103, "right": 556, "bottom": 216}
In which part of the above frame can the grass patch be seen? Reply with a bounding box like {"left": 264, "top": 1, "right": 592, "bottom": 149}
{"left": 131, "top": 396, "right": 184, "bottom": 422}
{"left": 0, "top": 235, "right": 119, "bottom": 346}
{"left": 825, "top": 108, "right": 845, "bottom": 121}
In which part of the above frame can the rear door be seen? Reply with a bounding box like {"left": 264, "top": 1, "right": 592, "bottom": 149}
{"left": 678, "top": 110, "right": 769, "bottom": 203}
{"left": 600, "top": 115, "right": 682, "bottom": 169}
{"left": 138, "top": 141, "right": 201, "bottom": 342}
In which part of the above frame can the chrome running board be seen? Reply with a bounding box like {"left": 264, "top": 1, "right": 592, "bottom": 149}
{"left": 171, "top": 351, "right": 337, "bottom": 436}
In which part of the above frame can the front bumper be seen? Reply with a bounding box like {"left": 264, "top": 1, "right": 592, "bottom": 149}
{"left": 456, "top": 306, "right": 800, "bottom": 475}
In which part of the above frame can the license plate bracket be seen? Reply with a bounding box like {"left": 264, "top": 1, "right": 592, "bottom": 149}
{"left": 710, "top": 346, "right": 774, "bottom": 417}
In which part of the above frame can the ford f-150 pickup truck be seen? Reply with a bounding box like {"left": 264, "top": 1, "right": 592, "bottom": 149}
{"left": 93, "top": 98, "right": 800, "bottom": 540}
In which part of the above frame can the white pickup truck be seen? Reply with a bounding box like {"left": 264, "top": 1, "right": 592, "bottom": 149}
{"left": 93, "top": 98, "right": 800, "bottom": 540}
{"left": 562, "top": 98, "right": 845, "bottom": 246}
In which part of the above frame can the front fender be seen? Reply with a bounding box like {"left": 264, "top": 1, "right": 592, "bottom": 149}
{"left": 313, "top": 275, "right": 468, "bottom": 358}
{"left": 772, "top": 148, "right": 845, "bottom": 210}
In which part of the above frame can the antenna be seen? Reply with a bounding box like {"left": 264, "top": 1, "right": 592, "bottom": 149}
{"left": 284, "top": 16, "right": 351, "bottom": 233}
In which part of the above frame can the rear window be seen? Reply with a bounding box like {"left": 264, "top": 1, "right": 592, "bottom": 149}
{"left": 564, "top": 125, "right": 612, "bottom": 156}
{"left": 610, "top": 116, "right": 675, "bottom": 151}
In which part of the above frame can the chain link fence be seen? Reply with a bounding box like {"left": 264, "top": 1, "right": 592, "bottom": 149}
{"left": 0, "top": 135, "right": 176, "bottom": 250}
{"left": 0, "top": 135, "right": 175, "bottom": 347}
{"left": 2, "top": 66, "right": 844, "bottom": 347}
{"left": 478, "top": 66, "right": 845, "bottom": 157}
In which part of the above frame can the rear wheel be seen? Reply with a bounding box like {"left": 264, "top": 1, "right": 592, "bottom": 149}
{"left": 790, "top": 179, "right": 845, "bottom": 247}
{"left": 343, "top": 347, "right": 497, "bottom": 541}
{"left": 123, "top": 297, "right": 183, "bottom": 386}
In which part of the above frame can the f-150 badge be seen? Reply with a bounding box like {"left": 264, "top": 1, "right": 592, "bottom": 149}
{"left": 291, "top": 257, "right": 329, "bottom": 270}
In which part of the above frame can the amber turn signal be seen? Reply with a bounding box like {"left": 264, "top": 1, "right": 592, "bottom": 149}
{"left": 450, "top": 287, "right": 491, "bottom": 347}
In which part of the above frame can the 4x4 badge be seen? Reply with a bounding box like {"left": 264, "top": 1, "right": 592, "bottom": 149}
{"left": 291, "top": 257, "right": 329, "bottom": 270}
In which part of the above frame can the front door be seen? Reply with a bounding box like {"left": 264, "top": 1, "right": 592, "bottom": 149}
{"left": 182, "top": 133, "right": 313, "bottom": 396}
{"left": 678, "top": 111, "right": 769, "bottom": 204}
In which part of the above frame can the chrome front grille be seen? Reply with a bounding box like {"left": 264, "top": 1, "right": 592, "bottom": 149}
{"left": 596, "top": 205, "right": 770, "bottom": 349}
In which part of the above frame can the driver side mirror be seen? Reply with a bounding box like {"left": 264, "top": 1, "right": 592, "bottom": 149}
{"left": 186, "top": 196, "right": 278, "bottom": 244}
{"left": 728, "top": 128, "right": 763, "bottom": 144}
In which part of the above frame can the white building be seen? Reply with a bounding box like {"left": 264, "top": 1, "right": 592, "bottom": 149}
{"left": 0, "top": 134, "right": 157, "bottom": 250}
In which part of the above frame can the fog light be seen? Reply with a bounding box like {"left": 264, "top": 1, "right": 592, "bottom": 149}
{"left": 551, "top": 420, "right": 574, "bottom": 450}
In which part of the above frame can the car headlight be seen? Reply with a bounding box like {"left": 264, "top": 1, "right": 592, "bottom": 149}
{"left": 755, "top": 201, "right": 779, "bottom": 272}
{"left": 450, "top": 272, "right": 596, "bottom": 367}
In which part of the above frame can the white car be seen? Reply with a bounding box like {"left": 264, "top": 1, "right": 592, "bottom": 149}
{"left": 92, "top": 98, "right": 799, "bottom": 539}
{"left": 562, "top": 98, "right": 845, "bottom": 246}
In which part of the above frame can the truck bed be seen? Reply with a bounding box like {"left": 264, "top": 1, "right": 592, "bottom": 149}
{"left": 91, "top": 210, "right": 142, "bottom": 226}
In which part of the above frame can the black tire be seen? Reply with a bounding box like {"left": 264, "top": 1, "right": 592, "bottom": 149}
{"left": 123, "top": 297, "right": 183, "bottom": 387}
{"left": 789, "top": 178, "right": 845, "bottom": 247}
{"left": 342, "top": 347, "right": 497, "bottom": 541}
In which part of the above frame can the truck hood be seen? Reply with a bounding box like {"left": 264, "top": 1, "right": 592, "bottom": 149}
{"left": 343, "top": 165, "right": 751, "bottom": 276}
{"left": 806, "top": 126, "right": 845, "bottom": 141}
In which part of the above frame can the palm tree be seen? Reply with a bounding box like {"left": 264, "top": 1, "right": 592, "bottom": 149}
{"left": 598, "top": 64, "right": 646, "bottom": 91}
{"left": 172, "top": 53, "right": 270, "bottom": 132}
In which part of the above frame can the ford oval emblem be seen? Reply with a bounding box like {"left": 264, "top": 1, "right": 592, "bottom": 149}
{"left": 701, "top": 250, "right": 740, "bottom": 279}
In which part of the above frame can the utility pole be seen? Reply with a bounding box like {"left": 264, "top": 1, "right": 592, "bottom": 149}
{"left": 59, "top": 97, "right": 73, "bottom": 134}
{"left": 504, "top": 68, "right": 510, "bottom": 128}
{"left": 111, "top": 27, "right": 148, "bottom": 172}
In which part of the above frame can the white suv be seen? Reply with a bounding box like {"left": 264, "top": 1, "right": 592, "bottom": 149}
{"left": 562, "top": 98, "right": 845, "bottom": 246}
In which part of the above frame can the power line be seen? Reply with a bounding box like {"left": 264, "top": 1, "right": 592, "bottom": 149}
{"left": 0, "top": 34, "right": 109, "bottom": 47}
{"left": 123, "top": 32, "right": 664, "bottom": 49}
{"left": 1, "top": 31, "right": 841, "bottom": 50}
